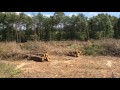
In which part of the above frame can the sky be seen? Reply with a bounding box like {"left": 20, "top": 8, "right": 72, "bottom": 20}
{"left": 21, "top": 12, "right": 120, "bottom": 18}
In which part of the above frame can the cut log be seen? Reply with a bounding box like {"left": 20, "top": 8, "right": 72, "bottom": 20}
{"left": 67, "top": 51, "right": 82, "bottom": 57}
{"left": 26, "top": 53, "right": 49, "bottom": 62}
{"left": 29, "top": 55, "right": 44, "bottom": 62}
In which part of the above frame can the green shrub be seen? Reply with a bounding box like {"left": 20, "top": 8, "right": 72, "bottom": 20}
{"left": 82, "top": 42, "right": 120, "bottom": 57}
{"left": 82, "top": 44, "right": 106, "bottom": 56}
{"left": 68, "top": 44, "right": 78, "bottom": 50}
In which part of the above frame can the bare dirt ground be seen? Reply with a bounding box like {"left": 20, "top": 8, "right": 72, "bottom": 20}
{"left": 1, "top": 55, "right": 120, "bottom": 78}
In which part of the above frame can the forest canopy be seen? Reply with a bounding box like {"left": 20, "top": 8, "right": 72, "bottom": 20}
{"left": 0, "top": 12, "right": 119, "bottom": 42}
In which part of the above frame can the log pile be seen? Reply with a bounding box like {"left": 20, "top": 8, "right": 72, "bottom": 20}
{"left": 67, "top": 50, "right": 82, "bottom": 57}
{"left": 26, "top": 52, "right": 49, "bottom": 62}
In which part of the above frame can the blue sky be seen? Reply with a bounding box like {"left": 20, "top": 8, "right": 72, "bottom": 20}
{"left": 22, "top": 12, "right": 120, "bottom": 18}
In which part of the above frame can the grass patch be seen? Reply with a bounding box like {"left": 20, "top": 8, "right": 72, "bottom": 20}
{"left": 0, "top": 62, "right": 21, "bottom": 78}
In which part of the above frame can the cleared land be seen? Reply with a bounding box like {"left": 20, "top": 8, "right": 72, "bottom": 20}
{"left": 0, "top": 39, "right": 120, "bottom": 78}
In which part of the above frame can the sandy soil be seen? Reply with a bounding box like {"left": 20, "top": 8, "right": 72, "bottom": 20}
{"left": 1, "top": 55, "right": 120, "bottom": 78}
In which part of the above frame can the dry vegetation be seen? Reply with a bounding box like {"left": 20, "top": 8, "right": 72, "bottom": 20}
{"left": 1, "top": 39, "right": 120, "bottom": 78}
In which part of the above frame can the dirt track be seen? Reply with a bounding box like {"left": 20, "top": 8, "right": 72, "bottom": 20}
{"left": 1, "top": 55, "right": 120, "bottom": 78}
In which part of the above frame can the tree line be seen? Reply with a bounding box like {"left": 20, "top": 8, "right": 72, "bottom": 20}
{"left": 0, "top": 12, "right": 120, "bottom": 42}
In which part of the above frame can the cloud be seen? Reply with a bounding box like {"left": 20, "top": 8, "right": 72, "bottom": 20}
{"left": 43, "top": 14, "right": 53, "bottom": 17}
{"left": 27, "top": 14, "right": 32, "bottom": 17}
{"left": 2, "top": 12, "right": 21, "bottom": 15}
{"left": 68, "top": 13, "right": 78, "bottom": 17}
{"left": 88, "top": 12, "right": 99, "bottom": 17}
{"left": 87, "top": 12, "right": 110, "bottom": 17}
{"left": 15, "top": 12, "right": 21, "bottom": 15}
{"left": 15, "top": 12, "right": 32, "bottom": 17}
